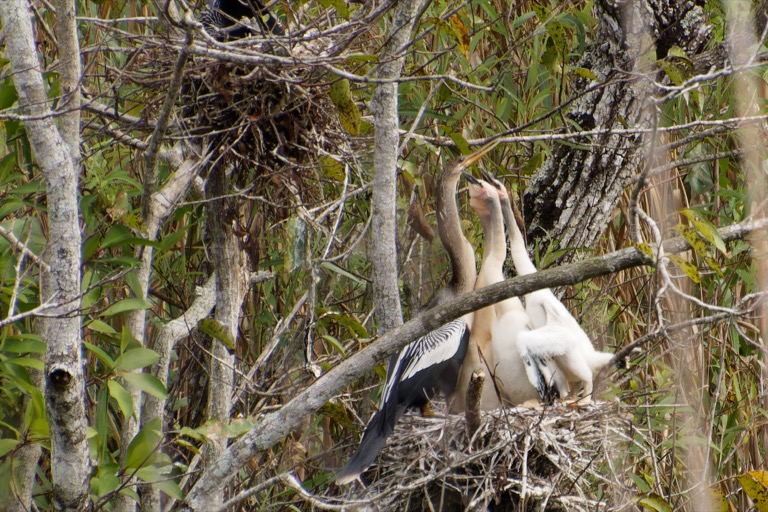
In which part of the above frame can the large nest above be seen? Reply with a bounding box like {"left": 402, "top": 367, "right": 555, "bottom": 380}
{"left": 89, "top": 25, "right": 354, "bottom": 188}
{"left": 335, "top": 401, "right": 631, "bottom": 511}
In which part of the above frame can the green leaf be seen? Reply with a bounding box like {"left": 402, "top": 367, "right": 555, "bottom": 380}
{"left": 120, "top": 372, "right": 168, "bottom": 400}
{"left": 115, "top": 348, "right": 160, "bottom": 372}
{"left": 318, "top": 155, "right": 344, "bottom": 181}
{"left": 320, "top": 262, "right": 366, "bottom": 285}
{"left": 197, "top": 318, "right": 235, "bottom": 351}
{"left": 2, "top": 335, "right": 45, "bottom": 354}
{"left": 121, "top": 326, "right": 140, "bottom": 353}
{"left": 125, "top": 417, "right": 162, "bottom": 469}
{"left": 446, "top": 130, "right": 470, "bottom": 155}
{"left": 136, "top": 461, "right": 183, "bottom": 499}
{"left": 5, "top": 357, "right": 44, "bottom": 370}
{"left": 636, "top": 492, "right": 673, "bottom": 512}
{"left": 345, "top": 53, "right": 378, "bottom": 64}
{"left": 319, "top": 401, "right": 356, "bottom": 432}
{"left": 101, "top": 224, "right": 134, "bottom": 249}
{"left": 153, "top": 478, "right": 183, "bottom": 500}
{"left": 321, "top": 313, "right": 369, "bottom": 338}
{"left": 317, "top": 0, "right": 348, "bottom": 19}
{"left": 159, "top": 225, "right": 189, "bottom": 251}
{"left": 28, "top": 417, "right": 49, "bottom": 443}
{"left": 0, "top": 438, "right": 19, "bottom": 458}
{"left": 0, "top": 82, "right": 18, "bottom": 110}
{"left": 95, "top": 384, "right": 110, "bottom": 462}
{"left": 329, "top": 78, "right": 360, "bottom": 135}
{"left": 91, "top": 463, "right": 121, "bottom": 499}
{"left": 108, "top": 379, "right": 134, "bottom": 420}
{"left": 102, "top": 298, "right": 152, "bottom": 318}
{"left": 321, "top": 335, "right": 345, "bottom": 356}
{"left": 124, "top": 271, "right": 144, "bottom": 300}
{"left": 705, "top": 487, "right": 730, "bottom": 512}
{"left": 680, "top": 210, "right": 727, "bottom": 254}
{"left": 675, "top": 224, "right": 708, "bottom": 258}
{"left": 84, "top": 342, "right": 116, "bottom": 369}
{"left": 572, "top": 67, "right": 598, "bottom": 81}
{"left": 86, "top": 319, "right": 118, "bottom": 335}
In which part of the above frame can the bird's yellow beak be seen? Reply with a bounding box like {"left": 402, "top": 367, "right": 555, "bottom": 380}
{"left": 461, "top": 139, "right": 500, "bottom": 168}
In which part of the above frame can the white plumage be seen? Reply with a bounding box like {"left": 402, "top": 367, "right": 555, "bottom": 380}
{"left": 488, "top": 175, "right": 614, "bottom": 402}
{"left": 457, "top": 176, "right": 545, "bottom": 409}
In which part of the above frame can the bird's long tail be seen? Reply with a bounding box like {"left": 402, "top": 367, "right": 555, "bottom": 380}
{"left": 335, "top": 408, "right": 395, "bottom": 485}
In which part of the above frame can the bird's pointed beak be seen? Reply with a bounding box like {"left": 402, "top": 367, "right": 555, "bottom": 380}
{"left": 461, "top": 171, "right": 481, "bottom": 185}
{"left": 479, "top": 168, "right": 497, "bottom": 184}
{"left": 460, "top": 139, "right": 500, "bottom": 169}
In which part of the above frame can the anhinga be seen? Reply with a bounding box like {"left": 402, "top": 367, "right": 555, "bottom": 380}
{"left": 485, "top": 173, "right": 613, "bottom": 402}
{"left": 200, "top": 0, "right": 283, "bottom": 40}
{"left": 335, "top": 143, "right": 497, "bottom": 485}
{"left": 461, "top": 175, "right": 548, "bottom": 407}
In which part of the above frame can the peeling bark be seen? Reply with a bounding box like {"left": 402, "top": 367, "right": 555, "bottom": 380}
{"left": 523, "top": 0, "right": 714, "bottom": 260}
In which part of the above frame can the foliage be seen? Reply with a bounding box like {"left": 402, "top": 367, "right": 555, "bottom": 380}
{"left": 1, "top": 0, "right": 767, "bottom": 510}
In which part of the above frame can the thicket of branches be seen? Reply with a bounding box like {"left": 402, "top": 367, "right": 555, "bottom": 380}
{"left": 1, "top": 0, "right": 768, "bottom": 511}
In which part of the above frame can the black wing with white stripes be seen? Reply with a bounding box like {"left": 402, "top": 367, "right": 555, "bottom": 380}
{"left": 335, "top": 319, "right": 469, "bottom": 484}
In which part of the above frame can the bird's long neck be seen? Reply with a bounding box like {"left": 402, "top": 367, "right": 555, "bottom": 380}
{"left": 477, "top": 198, "right": 506, "bottom": 285}
{"left": 501, "top": 198, "right": 538, "bottom": 276}
{"left": 436, "top": 172, "right": 476, "bottom": 296}
{"left": 479, "top": 195, "right": 523, "bottom": 316}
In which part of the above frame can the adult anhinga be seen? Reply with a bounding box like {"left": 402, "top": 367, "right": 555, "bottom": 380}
{"left": 455, "top": 175, "right": 545, "bottom": 408}
{"left": 484, "top": 173, "right": 613, "bottom": 401}
{"left": 335, "top": 143, "right": 497, "bottom": 485}
{"left": 200, "top": 0, "right": 283, "bottom": 40}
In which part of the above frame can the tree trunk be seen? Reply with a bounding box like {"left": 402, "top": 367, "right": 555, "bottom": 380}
{"left": 201, "top": 165, "right": 249, "bottom": 509}
{"left": 135, "top": 153, "right": 201, "bottom": 511}
{"left": 0, "top": 1, "right": 90, "bottom": 509}
{"left": 369, "top": 0, "right": 426, "bottom": 334}
{"left": 523, "top": 0, "right": 712, "bottom": 259}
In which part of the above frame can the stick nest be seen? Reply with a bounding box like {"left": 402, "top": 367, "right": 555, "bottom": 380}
{"left": 339, "top": 401, "right": 631, "bottom": 511}
{"left": 94, "top": 28, "right": 353, "bottom": 188}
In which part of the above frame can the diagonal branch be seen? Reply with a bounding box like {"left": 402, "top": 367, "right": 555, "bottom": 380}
{"left": 181, "top": 215, "right": 768, "bottom": 509}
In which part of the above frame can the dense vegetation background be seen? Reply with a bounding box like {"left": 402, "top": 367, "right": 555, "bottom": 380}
{"left": 1, "top": 0, "right": 768, "bottom": 510}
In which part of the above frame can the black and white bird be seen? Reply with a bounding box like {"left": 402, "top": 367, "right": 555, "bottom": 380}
{"left": 335, "top": 143, "right": 497, "bottom": 485}
{"left": 200, "top": 0, "right": 283, "bottom": 40}
{"left": 484, "top": 172, "right": 614, "bottom": 402}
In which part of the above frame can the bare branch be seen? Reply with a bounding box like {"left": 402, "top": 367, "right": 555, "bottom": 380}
{"left": 183, "top": 215, "right": 768, "bottom": 508}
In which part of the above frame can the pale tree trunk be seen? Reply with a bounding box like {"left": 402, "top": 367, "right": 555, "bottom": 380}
{"left": 0, "top": 0, "right": 90, "bottom": 510}
{"left": 201, "top": 165, "right": 249, "bottom": 509}
{"left": 370, "top": 0, "right": 426, "bottom": 334}
{"left": 133, "top": 153, "right": 202, "bottom": 512}
{"left": 523, "top": 0, "right": 713, "bottom": 258}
